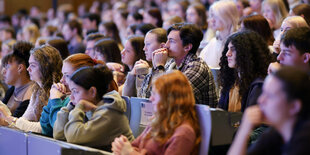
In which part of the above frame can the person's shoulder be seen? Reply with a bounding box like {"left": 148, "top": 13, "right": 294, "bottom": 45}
{"left": 285, "top": 120, "right": 310, "bottom": 154}
{"left": 187, "top": 54, "right": 208, "bottom": 67}
{"left": 173, "top": 122, "right": 196, "bottom": 137}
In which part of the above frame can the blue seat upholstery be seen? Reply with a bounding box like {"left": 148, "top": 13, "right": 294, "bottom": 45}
{"left": 122, "top": 96, "right": 131, "bottom": 121}
{"left": 211, "top": 68, "right": 220, "bottom": 97}
{"left": 0, "top": 126, "right": 113, "bottom": 155}
{"left": 196, "top": 104, "right": 212, "bottom": 155}
{"left": 129, "top": 97, "right": 150, "bottom": 138}
{"left": 27, "top": 133, "right": 113, "bottom": 155}
{"left": 0, "top": 127, "right": 27, "bottom": 155}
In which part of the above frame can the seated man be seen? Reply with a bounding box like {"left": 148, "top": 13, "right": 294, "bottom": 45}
{"left": 269, "top": 27, "right": 310, "bottom": 74}
{"left": 1, "top": 41, "right": 34, "bottom": 117}
{"left": 152, "top": 23, "right": 218, "bottom": 107}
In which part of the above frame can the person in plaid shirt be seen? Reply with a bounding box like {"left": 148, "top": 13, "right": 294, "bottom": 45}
{"left": 151, "top": 23, "right": 218, "bottom": 107}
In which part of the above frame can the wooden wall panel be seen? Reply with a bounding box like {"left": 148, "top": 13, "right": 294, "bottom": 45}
{"left": 2, "top": 0, "right": 95, "bottom": 16}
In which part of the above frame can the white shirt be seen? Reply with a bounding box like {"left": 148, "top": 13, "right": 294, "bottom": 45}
{"left": 199, "top": 37, "right": 224, "bottom": 69}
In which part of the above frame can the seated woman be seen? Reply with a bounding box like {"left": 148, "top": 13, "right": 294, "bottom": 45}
{"left": 0, "top": 45, "right": 62, "bottom": 132}
{"left": 41, "top": 53, "right": 118, "bottom": 137}
{"left": 112, "top": 70, "right": 200, "bottom": 155}
{"left": 262, "top": 0, "right": 288, "bottom": 38}
{"left": 124, "top": 28, "right": 167, "bottom": 98}
{"left": 1, "top": 41, "right": 34, "bottom": 118}
{"left": 228, "top": 66, "right": 310, "bottom": 155}
{"left": 240, "top": 14, "right": 275, "bottom": 48}
{"left": 53, "top": 66, "right": 133, "bottom": 151}
{"left": 98, "top": 21, "right": 123, "bottom": 50}
{"left": 219, "top": 30, "right": 273, "bottom": 112}
{"left": 120, "top": 35, "right": 145, "bottom": 94}
{"left": 199, "top": 0, "right": 239, "bottom": 69}
{"left": 93, "top": 38, "right": 126, "bottom": 86}
{"left": 93, "top": 38, "right": 122, "bottom": 64}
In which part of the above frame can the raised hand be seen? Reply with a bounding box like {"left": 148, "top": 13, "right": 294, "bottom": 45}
{"left": 50, "top": 83, "right": 67, "bottom": 99}
{"left": 152, "top": 48, "right": 168, "bottom": 68}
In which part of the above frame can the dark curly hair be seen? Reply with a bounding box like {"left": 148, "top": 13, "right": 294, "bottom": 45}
{"left": 219, "top": 30, "right": 273, "bottom": 101}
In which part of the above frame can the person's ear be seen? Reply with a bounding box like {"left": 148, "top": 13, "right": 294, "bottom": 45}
{"left": 289, "top": 99, "right": 302, "bottom": 116}
{"left": 184, "top": 43, "right": 193, "bottom": 53}
{"left": 88, "top": 86, "right": 98, "bottom": 99}
{"left": 302, "top": 52, "right": 310, "bottom": 64}
{"left": 17, "top": 64, "right": 25, "bottom": 74}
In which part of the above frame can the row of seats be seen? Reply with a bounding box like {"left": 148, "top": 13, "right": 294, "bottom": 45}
{"left": 0, "top": 96, "right": 241, "bottom": 155}
{"left": 123, "top": 96, "right": 242, "bottom": 155}
{"left": 0, "top": 127, "right": 112, "bottom": 155}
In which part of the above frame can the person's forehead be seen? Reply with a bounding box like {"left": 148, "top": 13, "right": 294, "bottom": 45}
{"left": 280, "top": 42, "right": 299, "bottom": 52}
{"left": 145, "top": 33, "right": 157, "bottom": 41}
{"left": 168, "top": 30, "right": 180, "bottom": 39}
{"left": 29, "top": 55, "right": 38, "bottom": 63}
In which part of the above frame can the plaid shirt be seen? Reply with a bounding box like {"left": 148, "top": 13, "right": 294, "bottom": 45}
{"left": 140, "top": 53, "right": 218, "bottom": 107}
{"left": 138, "top": 71, "right": 152, "bottom": 98}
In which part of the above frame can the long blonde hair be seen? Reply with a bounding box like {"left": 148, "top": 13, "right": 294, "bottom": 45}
{"left": 149, "top": 70, "right": 200, "bottom": 154}
{"left": 209, "top": 0, "right": 239, "bottom": 40}
{"left": 22, "top": 24, "right": 40, "bottom": 44}
{"left": 262, "top": 0, "right": 288, "bottom": 29}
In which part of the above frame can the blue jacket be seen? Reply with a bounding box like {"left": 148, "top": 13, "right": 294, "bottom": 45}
{"left": 40, "top": 97, "right": 70, "bottom": 137}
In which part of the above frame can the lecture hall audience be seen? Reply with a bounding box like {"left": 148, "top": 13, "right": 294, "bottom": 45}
{"left": 0, "top": 1, "right": 309, "bottom": 154}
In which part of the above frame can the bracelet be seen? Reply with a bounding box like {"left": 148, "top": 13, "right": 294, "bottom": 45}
{"left": 5, "top": 117, "right": 17, "bottom": 128}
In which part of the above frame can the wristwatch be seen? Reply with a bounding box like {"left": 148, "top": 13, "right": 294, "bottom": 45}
{"left": 155, "top": 65, "right": 165, "bottom": 71}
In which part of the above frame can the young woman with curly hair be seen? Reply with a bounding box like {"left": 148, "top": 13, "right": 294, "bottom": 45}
{"left": 218, "top": 30, "right": 273, "bottom": 112}
{"left": 112, "top": 70, "right": 201, "bottom": 155}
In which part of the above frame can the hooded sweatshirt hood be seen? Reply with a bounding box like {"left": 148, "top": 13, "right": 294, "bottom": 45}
{"left": 97, "top": 90, "right": 126, "bottom": 113}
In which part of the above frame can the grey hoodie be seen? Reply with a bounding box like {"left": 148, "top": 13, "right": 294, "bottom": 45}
{"left": 53, "top": 90, "right": 134, "bottom": 150}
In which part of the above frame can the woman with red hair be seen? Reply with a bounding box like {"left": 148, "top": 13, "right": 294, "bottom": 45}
{"left": 112, "top": 70, "right": 201, "bottom": 155}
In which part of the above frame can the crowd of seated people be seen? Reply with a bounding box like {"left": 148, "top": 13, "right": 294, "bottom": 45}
{"left": 0, "top": 0, "right": 309, "bottom": 154}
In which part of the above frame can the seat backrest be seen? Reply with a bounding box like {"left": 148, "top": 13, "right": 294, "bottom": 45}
{"left": 0, "top": 127, "right": 28, "bottom": 155}
{"left": 27, "top": 133, "right": 113, "bottom": 155}
{"left": 210, "top": 110, "right": 242, "bottom": 146}
{"left": 130, "top": 97, "right": 150, "bottom": 138}
{"left": 211, "top": 68, "right": 220, "bottom": 97}
{"left": 196, "top": 104, "right": 212, "bottom": 155}
{"left": 122, "top": 96, "right": 131, "bottom": 121}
